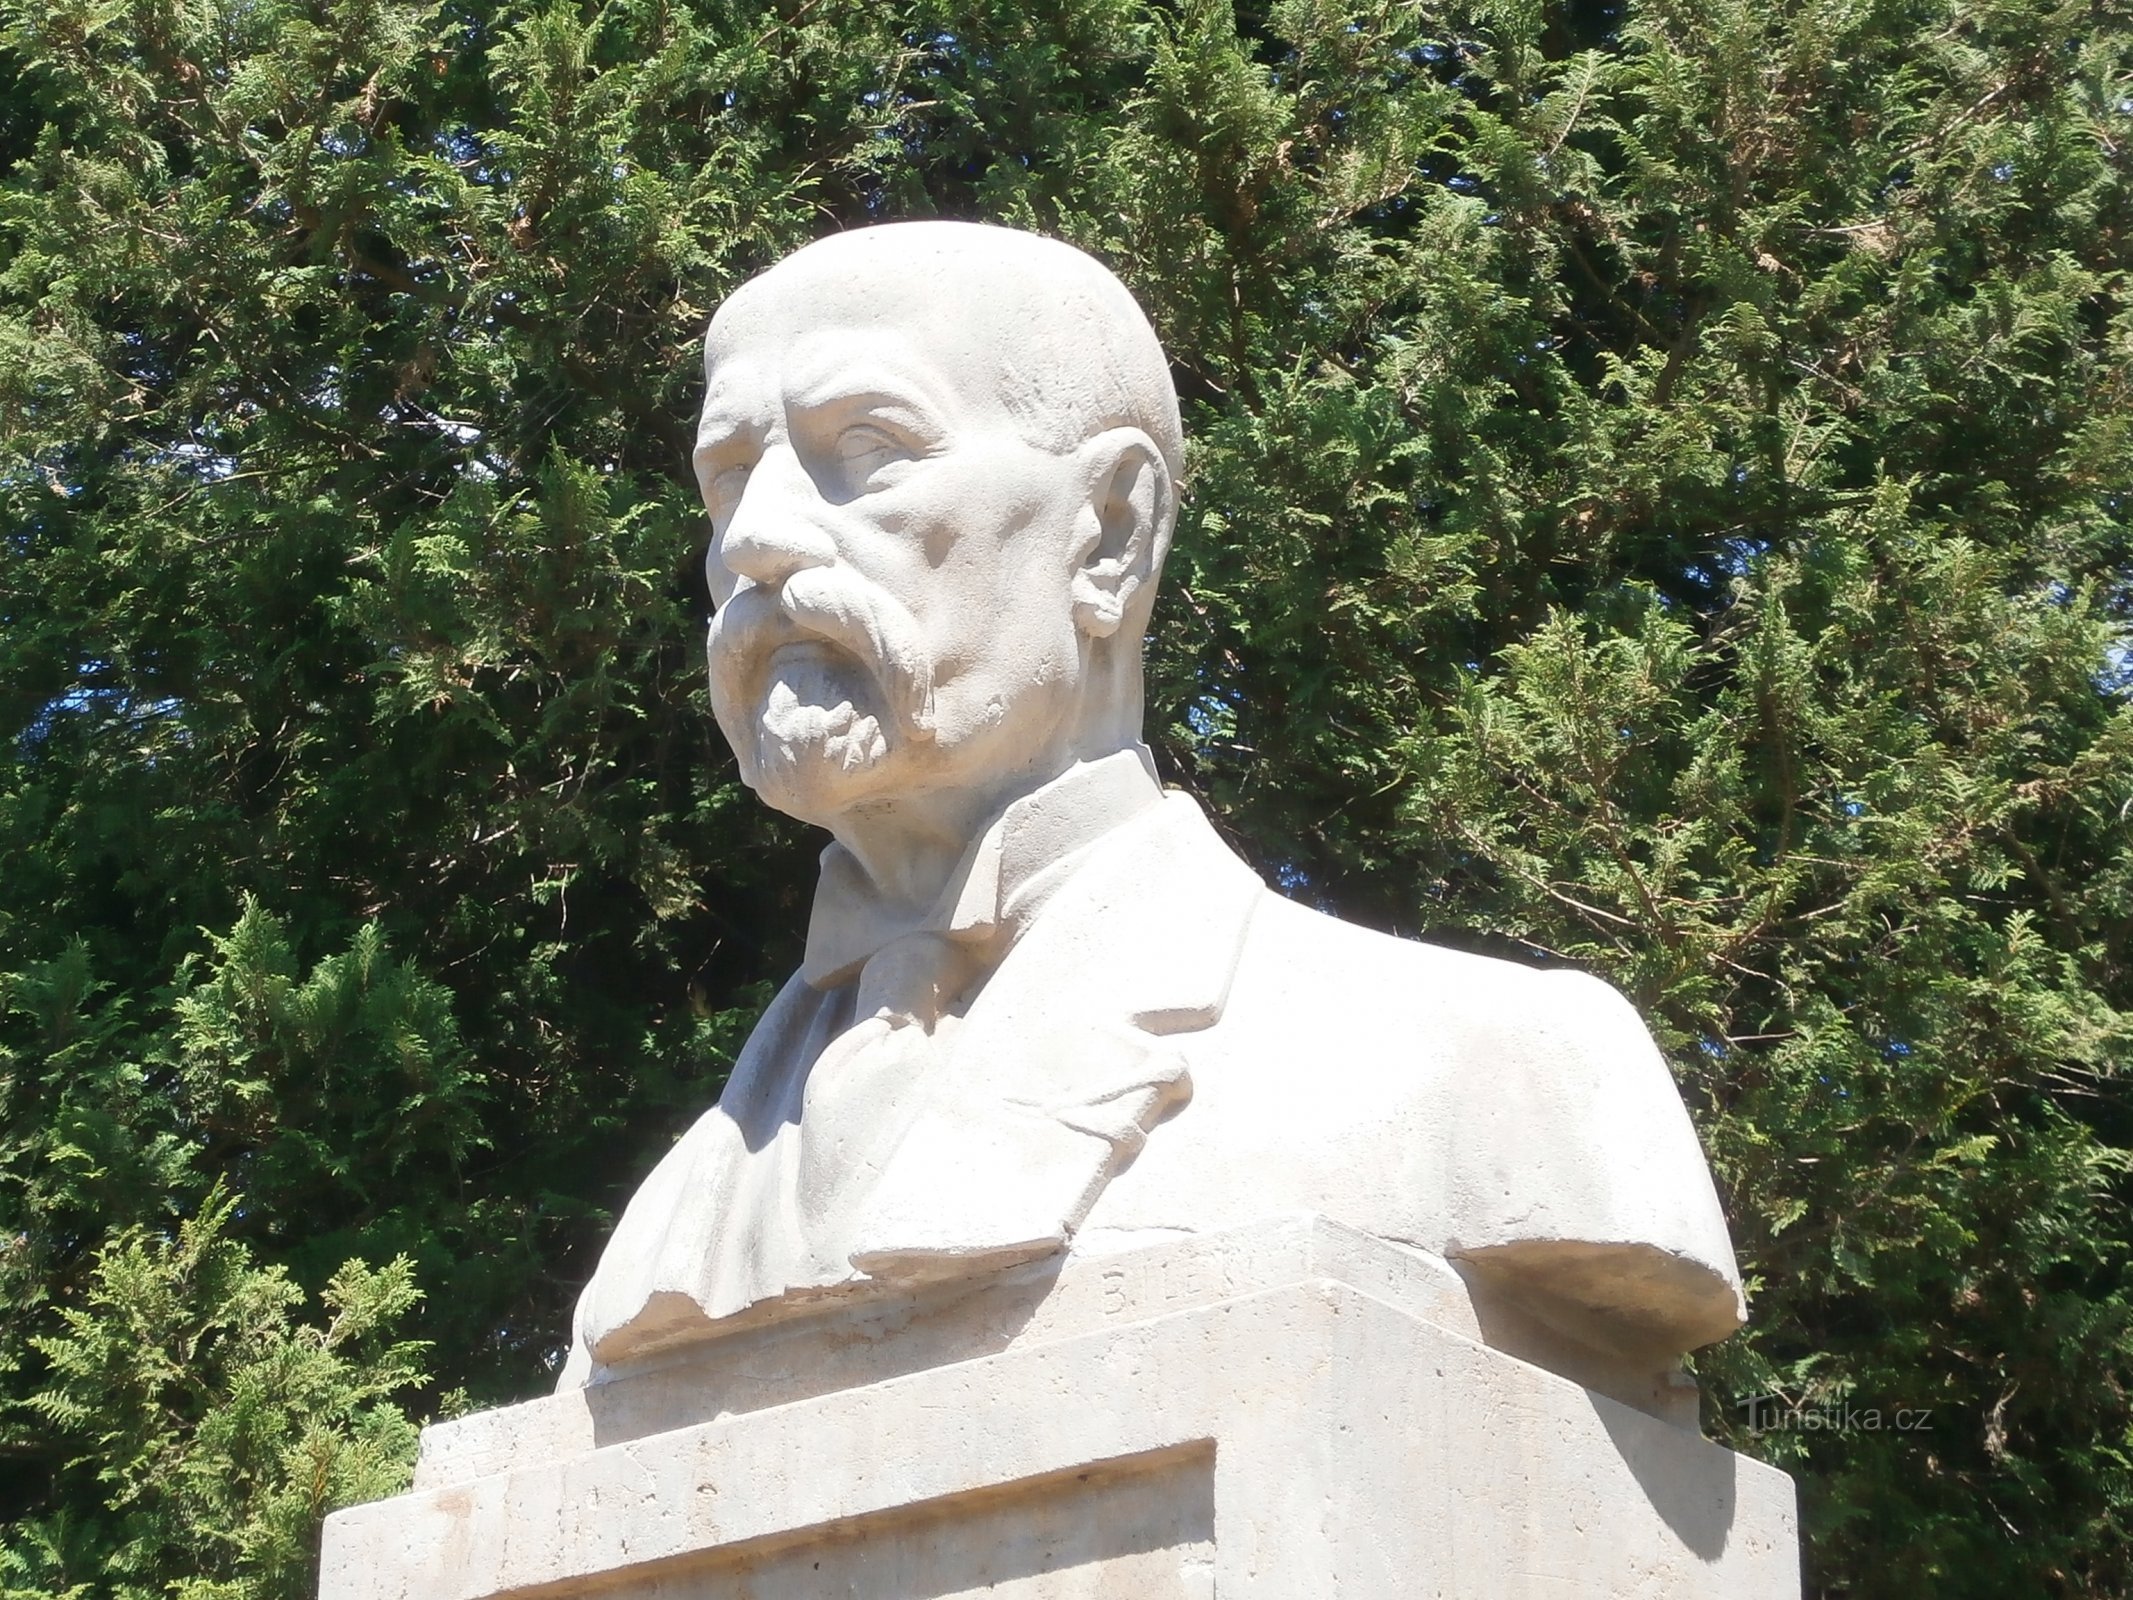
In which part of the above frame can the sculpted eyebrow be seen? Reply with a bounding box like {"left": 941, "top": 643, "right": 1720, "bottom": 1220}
{"left": 785, "top": 373, "right": 949, "bottom": 433}
{"left": 692, "top": 399, "right": 761, "bottom": 465}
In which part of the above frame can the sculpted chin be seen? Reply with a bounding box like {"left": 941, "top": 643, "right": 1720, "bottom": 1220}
{"left": 562, "top": 221, "right": 1749, "bottom": 1416}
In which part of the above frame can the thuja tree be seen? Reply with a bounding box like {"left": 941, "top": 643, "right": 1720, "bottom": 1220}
{"left": 0, "top": 0, "right": 2126, "bottom": 1595}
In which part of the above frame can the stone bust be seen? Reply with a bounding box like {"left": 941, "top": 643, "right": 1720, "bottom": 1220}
{"left": 560, "top": 221, "right": 1744, "bottom": 1390}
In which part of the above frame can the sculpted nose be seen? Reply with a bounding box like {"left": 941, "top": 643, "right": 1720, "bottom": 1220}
{"left": 716, "top": 461, "right": 837, "bottom": 590}
{"left": 721, "top": 517, "right": 835, "bottom": 588}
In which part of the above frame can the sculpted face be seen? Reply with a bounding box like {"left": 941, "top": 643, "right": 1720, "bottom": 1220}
{"left": 695, "top": 225, "right": 1180, "bottom": 832}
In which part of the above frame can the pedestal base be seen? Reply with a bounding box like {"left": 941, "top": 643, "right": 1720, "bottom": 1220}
{"left": 320, "top": 1217, "right": 1797, "bottom": 1598}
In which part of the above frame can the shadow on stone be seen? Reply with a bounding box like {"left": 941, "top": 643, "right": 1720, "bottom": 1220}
{"left": 594, "top": 1445, "right": 1216, "bottom": 1600}
{"left": 1593, "top": 1394, "right": 1740, "bottom": 1562}
{"left": 585, "top": 1255, "right": 1068, "bottom": 1455}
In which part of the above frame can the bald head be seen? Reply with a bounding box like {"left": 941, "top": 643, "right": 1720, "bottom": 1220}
{"left": 708, "top": 223, "right": 1183, "bottom": 485}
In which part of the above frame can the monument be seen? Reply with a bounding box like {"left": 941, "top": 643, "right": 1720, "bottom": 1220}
{"left": 320, "top": 222, "right": 1799, "bottom": 1598}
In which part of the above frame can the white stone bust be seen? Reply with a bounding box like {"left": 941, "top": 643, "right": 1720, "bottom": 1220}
{"left": 560, "top": 221, "right": 1745, "bottom": 1390}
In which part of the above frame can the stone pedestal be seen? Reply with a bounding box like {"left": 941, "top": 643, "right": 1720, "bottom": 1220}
{"left": 320, "top": 1217, "right": 1798, "bottom": 1598}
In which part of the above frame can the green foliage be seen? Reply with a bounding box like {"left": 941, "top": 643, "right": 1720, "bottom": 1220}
{"left": 7, "top": 1189, "right": 422, "bottom": 1599}
{"left": 0, "top": 0, "right": 2126, "bottom": 1594}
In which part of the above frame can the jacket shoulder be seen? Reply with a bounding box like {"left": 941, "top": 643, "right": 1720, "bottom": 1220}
{"left": 1238, "top": 895, "right": 1746, "bottom": 1352}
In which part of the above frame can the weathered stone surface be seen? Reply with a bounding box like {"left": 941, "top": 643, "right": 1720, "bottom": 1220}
{"left": 320, "top": 225, "right": 1800, "bottom": 1600}
{"left": 320, "top": 1219, "right": 1797, "bottom": 1598}
{"left": 565, "top": 222, "right": 1747, "bottom": 1385}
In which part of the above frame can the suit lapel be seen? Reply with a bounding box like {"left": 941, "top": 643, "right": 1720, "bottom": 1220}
{"left": 951, "top": 790, "right": 1265, "bottom": 1092}
{"left": 576, "top": 794, "right": 1269, "bottom": 1365}
{"left": 842, "top": 794, "right": 1264, "bottom": 1276}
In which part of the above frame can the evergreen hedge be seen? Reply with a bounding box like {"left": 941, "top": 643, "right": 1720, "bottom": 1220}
{"left": 1, "top": 1, "right": 2128, "bottom": 1594}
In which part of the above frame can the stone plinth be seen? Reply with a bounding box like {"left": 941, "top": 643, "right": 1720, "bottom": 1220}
{"left": 319, "top": 1217, "right": 1798, "bottom": 1598}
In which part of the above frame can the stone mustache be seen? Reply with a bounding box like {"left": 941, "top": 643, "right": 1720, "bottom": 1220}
{"left": 561, "top": 221, "right": 1745, "bottom": 1389}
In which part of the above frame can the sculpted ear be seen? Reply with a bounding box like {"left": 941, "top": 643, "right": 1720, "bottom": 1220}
{"left": 1071, "top": 429, "right": 1174, "bottom": 640}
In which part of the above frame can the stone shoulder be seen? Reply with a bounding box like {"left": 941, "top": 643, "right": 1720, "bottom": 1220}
{"left": 1238, "top": 886, "right": 1644, "bottom": 1043}
{"left": 1224, "top": 886, "right": 1744, "bottom": 1349}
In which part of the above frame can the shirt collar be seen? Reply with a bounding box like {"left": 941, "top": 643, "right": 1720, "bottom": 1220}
{"left": 801, "top": 746, "right": 1165, "bottom": 989}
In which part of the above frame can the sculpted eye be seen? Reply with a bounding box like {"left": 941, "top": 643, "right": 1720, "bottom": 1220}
{"left": 834, "top": 422, "right": 917, "bottom": 491}
{"left": 703, "top": 460, "right": 752, "bottom": 524}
